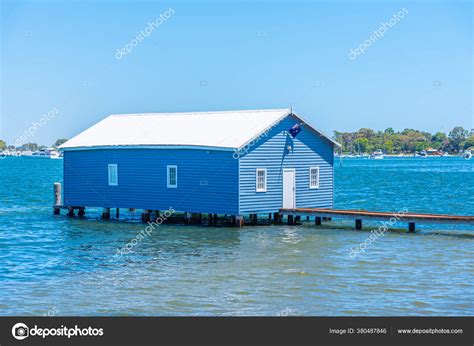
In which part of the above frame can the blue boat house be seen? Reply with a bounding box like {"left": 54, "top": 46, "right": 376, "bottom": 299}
{"left": 57, "top": 108, "right": 339, "bottom": 226}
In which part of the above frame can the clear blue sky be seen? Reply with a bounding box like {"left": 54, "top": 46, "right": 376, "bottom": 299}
{"left": 1, "top": 0, "right": 472, "bottom": 146}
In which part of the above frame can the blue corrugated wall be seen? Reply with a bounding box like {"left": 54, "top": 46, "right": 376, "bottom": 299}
{"left": 63, "top": 148, "right": 239, "bottom": 214}
{"left": 239, "top": 115, "right": 334, "bottom": 214}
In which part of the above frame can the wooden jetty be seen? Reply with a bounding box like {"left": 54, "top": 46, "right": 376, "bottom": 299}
{"left": 280, "top": 208, "right": 474, "bottom": 232}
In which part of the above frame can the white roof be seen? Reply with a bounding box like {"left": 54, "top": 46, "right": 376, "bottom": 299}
{"left": 60, "top": 108, "right": 338, "bottom": 150}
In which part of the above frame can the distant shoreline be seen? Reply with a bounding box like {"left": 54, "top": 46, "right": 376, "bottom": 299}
{"left": 1, "top": 125, "right": 473, "bottom": 156}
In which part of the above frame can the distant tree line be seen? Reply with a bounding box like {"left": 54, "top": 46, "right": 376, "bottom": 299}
{"left": 333, "top": 127, "right": 473, "bottom": 154}
{"left": 2, "top": 129, "right": 473, "bottom": 154}
{"left": 0, "top": 139, "right": 68, "bottom": 151}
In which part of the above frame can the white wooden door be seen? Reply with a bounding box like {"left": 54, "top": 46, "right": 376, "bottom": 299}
{"left": 282, "top": 169, "right": 295, "bottom": 209}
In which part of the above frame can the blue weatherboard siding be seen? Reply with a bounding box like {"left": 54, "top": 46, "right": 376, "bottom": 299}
{"left": 63, "top": 148, "right": 239, "bottom": 214}
{"left": 239, "top": 115, "right": 334, "bottom": 214}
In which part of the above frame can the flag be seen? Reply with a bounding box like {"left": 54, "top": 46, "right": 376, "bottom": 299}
{"left": 289, "top": 124, "right": 302, "bottom": 138}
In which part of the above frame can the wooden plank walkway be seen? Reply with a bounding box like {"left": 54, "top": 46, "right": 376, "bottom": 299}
{"left": 280, "top": 208, "right": 474, "bottom": 232}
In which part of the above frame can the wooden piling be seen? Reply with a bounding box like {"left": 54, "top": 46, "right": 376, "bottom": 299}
{"left": 185, "top": 212, "right": 192, "bottom": 224}
{"left": 315, "top": 216, "right": 322, "bottom": 226}
{"left": 116, "top": 208, "right": 120, "bottom": 219}
{"left": 78, "top": 207, "right": 85, "bottom": 217}
{"left": 141, "top": 210, "right": 151, "bottom": 223}
{"left": 288, "top": 215, "right": 294, "bottom": 225}
{"left": 355, "top": 219, "right": 362, "bottom": 230}
{"left": 408, "top": 222, "right": 416, "bottom": 233}
{"left": 208, "top": 213, "right": 214, "bottom": 226}
{"left": 234, "top": 215, "right": 244, "bottom": 227}
{"left": 273, "top": 212, "right": 281, "bottom": 225}
{"left": 67, "top": 207, "right": 75, "bottom": 217}
{"left": 53, "top": 182, "right": 62, "bottom": 215}
{"left": 102, "top": 207, "right": 110, "bottom": 220}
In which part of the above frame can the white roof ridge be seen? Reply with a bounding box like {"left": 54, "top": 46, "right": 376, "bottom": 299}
{"left": 108, "top": 108, "right": 291, "bottom": 117}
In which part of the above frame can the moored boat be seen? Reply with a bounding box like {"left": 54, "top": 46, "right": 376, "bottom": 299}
{"left": 50, "top": 151, "right": 63, "bottom": 159}
{"left": 462, "top": 149, "right": 472, "bottom": 160}
{"left": 23, "top": 148, "right": 61, "bottom": 159}
{"left": 370, "top": 150, "right": 384, "bottom": 159}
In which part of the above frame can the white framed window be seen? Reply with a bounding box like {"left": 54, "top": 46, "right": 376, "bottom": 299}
{"left": 167, "top": 165, "right": 177, "bottom": 188}
{"left": 256, "top": 168, "right": 267, "bottom": 192}
{"left": 309, "top": 166, "right": 320, "bottom": 189}
{"left": 108, "top": 164, "right": 118, "bottom": 186}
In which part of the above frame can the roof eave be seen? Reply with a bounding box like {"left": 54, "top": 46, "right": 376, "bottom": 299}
{"left": 58, "top": 144, "right": 237, "bottom": 152}
{"left": 291, "top": 112, "right": 341, "bottom": 147}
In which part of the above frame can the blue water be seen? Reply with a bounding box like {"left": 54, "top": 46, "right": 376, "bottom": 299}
{"left": 0, "top": 157, "right": 472, "bottom": 316}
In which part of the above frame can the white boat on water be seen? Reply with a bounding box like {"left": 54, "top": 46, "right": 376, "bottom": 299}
{"left": 0, "top": 150, "right": 22, "bottom": 158}
{"left": 462, "top": 149, "right": 472, "bottom": 160}
{"left": 50, "top": 151, "right": 63, "bottom": 159}
{"left": 370, "top": 150, "right": 384, "bottom": 159}
{"left": 23, "top": 148, "right": 62, "bottom": 159}
{"left": 23, "top": 150, "right": 50, "bottom": 158}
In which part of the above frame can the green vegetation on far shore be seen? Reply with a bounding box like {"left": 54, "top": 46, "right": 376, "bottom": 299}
{"left": 1, "top": 126, "right": 473, "bottom": 155}
{"left": 333, "top": 126, "right": 473, "bottom": 154}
